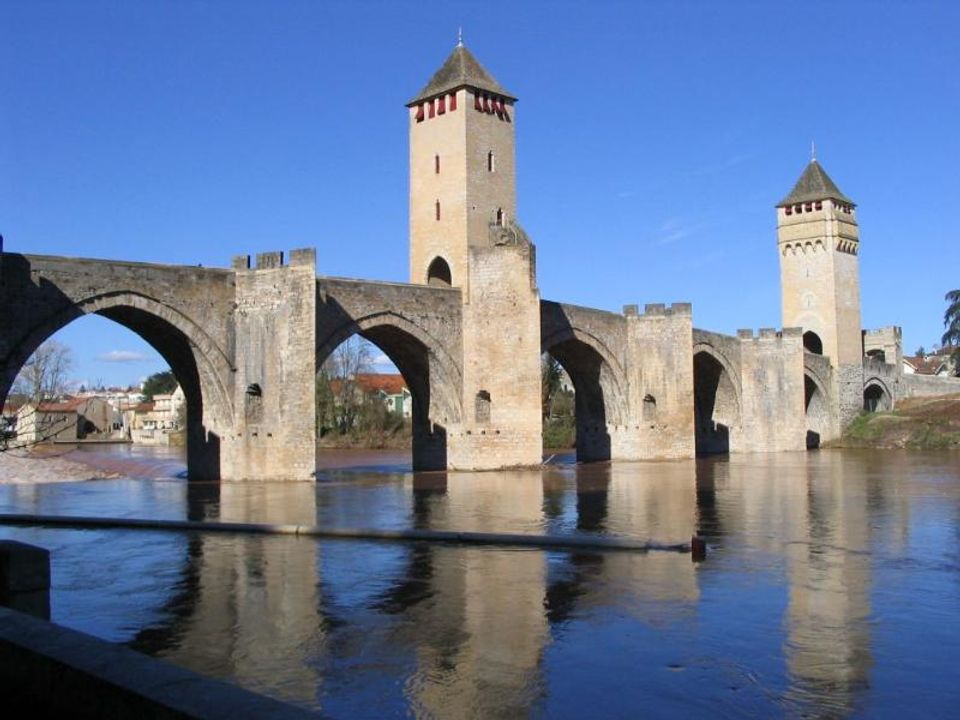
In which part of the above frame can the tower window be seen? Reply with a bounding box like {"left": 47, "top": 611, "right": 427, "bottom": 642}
{"left": 495, "top": 208, "right": 503, "bottom": 226}
{"left": 435, "top": 200, "right": 440, "bottom": 221}
{"left": 804, "top": 202, "right": 813, "bottom": 212}
{"left": 474, "top": 91, "right": 482, "bottom": 111}
{"left": 435, "top": 154, "right": 440, "bottom": 174}
{"left": 487, "top": 151, "right": 495, "bottom": 172}
{"left": 428, "top": 100, "right": 435, "bottom": 119}
{"left": 475, "top": 390, "right": 491, "bottom": 423}
{"left": 415, "top": 104, "right": 425, "bottom": 123}
{"left": 437, "top": 95, "right": 446, "bottom": 115}
{"left": 449, "top": 91, "right": 457, "bottom": 111}
{"left": 642, "top": 394, "right": 657, "bottom": 422}
{"left": 785, "top": 206, "right": 793, "bottom": 216}
{"left": 794, "top": 204, "right": 802, "bottom": 214}
{"left": 815, "top": 200, "right": 822, "bottom": 210}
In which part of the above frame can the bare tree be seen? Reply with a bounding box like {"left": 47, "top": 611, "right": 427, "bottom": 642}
{"left": 322, "top": 336, "right": 373, "bottom": 432}
{"left": 12, "top": 340, "right": 74, "bottom": 402}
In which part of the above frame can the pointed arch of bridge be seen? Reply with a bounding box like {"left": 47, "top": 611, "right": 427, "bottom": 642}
{"left": 317, "top": 311, "right": 463, "bottom": 470}
{"left": 803, "top": 370, "right": 831, "bottom": 449}
{"left": 691, "top": 343, "right": 742, "bottom": 456}
{"left": 863, "top": 377, "right": 893, "bottom": 413}
{"left": 541, "top": 326, "right": 628, "bottom": 462}
{"left": 0, "top": 291, "right": 234, "bottom": 479}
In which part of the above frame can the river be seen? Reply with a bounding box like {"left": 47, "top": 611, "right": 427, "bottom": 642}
{"left": 1, "top": 446, "right": 958, "bottom": 718}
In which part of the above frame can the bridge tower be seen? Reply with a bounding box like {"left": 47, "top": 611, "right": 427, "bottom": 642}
{"left": 776, "top": 156, "right": 863, "bottom": 426}
{"left": 407, "top": 41, "right": 542, "bottom": 468}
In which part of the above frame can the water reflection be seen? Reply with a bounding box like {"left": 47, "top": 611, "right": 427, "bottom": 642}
{"left": 0, "top": 447, "right": 957, "bottom": 717}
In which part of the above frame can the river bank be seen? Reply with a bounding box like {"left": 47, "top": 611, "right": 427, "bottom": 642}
{"left": 0, "top": 446, "right": 114, "bottom": 484}
{"left": 833, "top": 393, "right": 960, "bottom": 449}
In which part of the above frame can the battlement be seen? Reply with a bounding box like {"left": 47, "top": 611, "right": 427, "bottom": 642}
{"left": 623, "top": 302, "right": 692, "bottom": 318}
{"left": 232, "top": 248, "right": 316, "bottom": 271}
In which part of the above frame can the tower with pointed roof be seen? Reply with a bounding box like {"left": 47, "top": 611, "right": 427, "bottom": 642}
{"left": 407, "top": 40, "right": 518, "bottom": 290}
{"left": 777, "top": 157, "right": 863, "bottom": 425}
{"left": 406, "top": 41, "right": 543, "bottom": 468}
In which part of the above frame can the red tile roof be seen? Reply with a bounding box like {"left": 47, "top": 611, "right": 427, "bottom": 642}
{"left": 329, "top": 374, "right": 408, "bottom": 396}
{"left": 903, "top": 356, "right": 948, "bottom": 375}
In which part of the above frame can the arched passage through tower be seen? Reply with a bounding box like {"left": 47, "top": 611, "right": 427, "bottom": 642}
{"left": 804, "top": 372, "right": 831, "bottom": 449}
{"left": 426, "top": 256, "right": 452, "bottom": 288}
{"left": 863, "top": 380, "right": 892, "bottom": 413}
{"left": 692, "top": 348, "right": 741, "bottom": 455}
{"left": 541, "top": 332, "right": 627, "bottom": 462}
{"left": 0, "top": 294, "right": 232, "bottom": 480}
{"left": 316, "top": 314, "right": 462, "bottom": 471}
{"left": 803, "top": 331, "right": 823, "bottom": 355}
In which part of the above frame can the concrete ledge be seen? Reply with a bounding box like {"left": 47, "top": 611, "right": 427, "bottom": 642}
{"left": 0, "top": 513, "right": 693, "bottom": 554}
{"left": 0, "top": 606, "right": 316, "bottom": 719}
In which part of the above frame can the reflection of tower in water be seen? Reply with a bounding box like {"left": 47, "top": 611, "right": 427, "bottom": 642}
{"left": 131, "top": 481, "right": 324, "bottom": 706}
{"left": 785, "top": 453, "right": 874, "bottom": 712}
{"left": 408, "top": 469, "right": 549, "bottom": 718}
{"left": 716, "top": 454, "right": 876, "bottom": 713}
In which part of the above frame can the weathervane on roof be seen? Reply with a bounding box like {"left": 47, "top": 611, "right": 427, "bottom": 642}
{"left": 811, "top": 140, "right": 817, "bottom": 162}
{"left": 457, "top": 27, "right": 463, "bottom": 47}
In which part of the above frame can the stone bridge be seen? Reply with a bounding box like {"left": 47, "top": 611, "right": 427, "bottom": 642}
{"left": 3, "top": 249, "right": 939, "bottom": 480}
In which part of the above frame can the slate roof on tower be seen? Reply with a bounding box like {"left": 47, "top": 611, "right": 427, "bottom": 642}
{"left": 777, "top": 160, "right": 855, "bottom": 207}
{"left": 407, "top": 44, "right": 516, "bottom": 106}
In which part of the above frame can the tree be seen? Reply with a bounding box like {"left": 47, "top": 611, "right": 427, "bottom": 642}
{"left": 541, "top": 354, "right": 563, "bottom": 420}
{"left": 12, "top": 340, "right": 74, "bottom": 402}
{"left": 942, "top": 289, "right": 960, "bottom": 375}
{"left": 142, "top": 370, "right": 177, "bottom": 399}
{"left": 914, "top": 346, "right": 926, "bottom": 359}
{"left": 321, "top": 336, "right": 373, "bottom": 433}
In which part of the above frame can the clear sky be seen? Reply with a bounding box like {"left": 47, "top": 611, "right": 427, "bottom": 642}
{"left": 3, "top": 1, "right": 958, "bottom": 388}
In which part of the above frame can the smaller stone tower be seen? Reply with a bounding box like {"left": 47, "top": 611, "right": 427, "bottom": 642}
{"left": 777, "top": 156, "right": 863, "bottom": 425}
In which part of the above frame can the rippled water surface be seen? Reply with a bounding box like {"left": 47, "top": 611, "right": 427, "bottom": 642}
{"left": 1, "top": 446, "right": 959, "bottom": 718}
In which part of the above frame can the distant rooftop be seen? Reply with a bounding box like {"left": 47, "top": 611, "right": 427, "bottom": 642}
{"left": 777, "top": 159, "right": 855, "bottom": 207}
{"left": 408, "top": 44, "right": 515, "bottom": 106}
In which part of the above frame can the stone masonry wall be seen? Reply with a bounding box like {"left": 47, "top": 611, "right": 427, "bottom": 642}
{"left": 223, "top": 249, "right": 316, "bottom": 480}
{"left": 624, "top": 303, "right": 695, "bottom": 459}
{"left": 449, "top": 241, "right": 542, "bottom": 469}
{"left": 738, "top": 328, "right": 806, "bottom": 453}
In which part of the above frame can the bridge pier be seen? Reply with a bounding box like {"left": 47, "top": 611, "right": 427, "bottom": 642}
{"left": 222, "top": 250, "right": 317, "bottom": 481}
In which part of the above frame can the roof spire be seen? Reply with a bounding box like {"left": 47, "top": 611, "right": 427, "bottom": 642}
{"left": 457, "top": 27, "right": 463, "bottom": 47}
{"left": 811, "top": 139, "right": 817, "bottom": 162}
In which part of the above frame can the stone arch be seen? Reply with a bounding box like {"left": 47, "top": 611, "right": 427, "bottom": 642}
{"left": 541, "top": 326, "right": 628, "bottom": 462}
{"left": 863, "top": 378, "right": 893, "bottom": 413}
{"left": 691, "top": 343, "right": 742, "bottom": 455}
{"left": 0, "top": 291, "right": 234, "bottom": 479}
{"left": 803, "top": 371, "right": 831, "bottom": 449}
{"left": 426, "top": 256, "right": 452, "bottom": 287}
{"left": 317, "top": 311, "right": 463, "bottom": 470}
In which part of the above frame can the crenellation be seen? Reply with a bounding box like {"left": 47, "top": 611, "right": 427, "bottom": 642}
{"left": 288, "top": 248, "right": 316, "bottom": 267}
{"left": 255, "top": 251, "right": 284, "bottom": 269}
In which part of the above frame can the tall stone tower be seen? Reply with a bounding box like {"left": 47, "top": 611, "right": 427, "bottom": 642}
{"left": 777, "top": 157, "right": 863, "bottom": 425}
{"left": 407, "top": 42, "right": 542, "bottom": 468}
{"left": 407, "top": 40, "right": 517, "bottom": 290}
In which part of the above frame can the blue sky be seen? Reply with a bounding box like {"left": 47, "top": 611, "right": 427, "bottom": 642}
{"left": 3, "top": 1, "right": 958, "bottom": 387}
